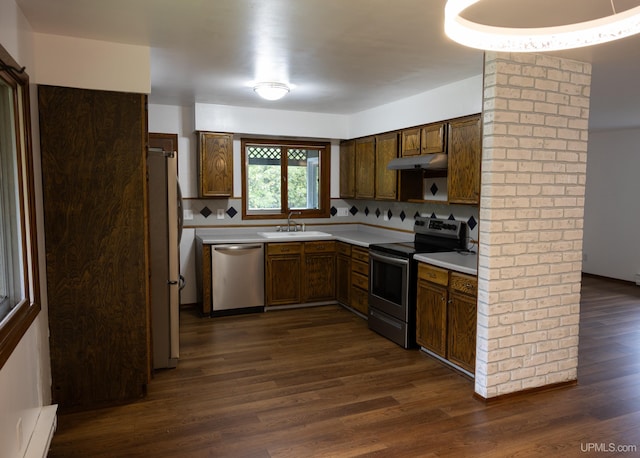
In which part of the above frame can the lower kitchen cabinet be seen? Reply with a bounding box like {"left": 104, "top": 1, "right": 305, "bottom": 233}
{"left": 265, "top": 241, "right": 337, "bottom": 306}
{"left": 303, "top": 241, "right": 336, "bottom": 302}
{"left": 416, "top": 262, "right": 477, "bottom": 374}
{"left": 350, "top": 246, "right": 370, "bottom": 316}
{"left": 266, "top": 243, "right": 303, "bottom": 305}
{"left": 447, "top": 272, "right": 478, "bottom": 373}
{"left": 416, "top": 264, "right": 448, "bottom": 357}
{"left": 336, "top": 242, "right": 351, "bottom": 305}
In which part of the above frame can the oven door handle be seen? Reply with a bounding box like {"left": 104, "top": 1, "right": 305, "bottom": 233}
{"left": 369, "top": 251, "right": 410, "bottom": 267}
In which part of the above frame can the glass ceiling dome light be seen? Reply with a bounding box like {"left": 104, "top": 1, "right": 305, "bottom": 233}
{"left": 444, "top": 0, "right": 640, "bottom": 52}
{"left": 253, "top": 82, "right": 290, "bottom": 101}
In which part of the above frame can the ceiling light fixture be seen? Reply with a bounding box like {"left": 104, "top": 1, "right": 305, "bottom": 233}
{"left": 444, "top": 0, "right": 640, "bottom": 52}
{"left": 253, "top": 82, "right": 290, "bottom": 101}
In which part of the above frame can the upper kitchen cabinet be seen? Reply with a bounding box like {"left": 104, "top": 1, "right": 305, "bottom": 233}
{"left": 355, "top": 136, "right": 375, "bottom": 199}
{"left": 375, "top": 132, "right": 398, "bottom": 200}
{"left": 447, "top": 115, "right": 482, "bottom": 205}
{"left": 198, "top": 131, "right": 233, "bottom": 197}
{"left": 422, "top": 122, "right": 446, "bottom": 154}
{"left": 401, "top": 122, "right": 446, "bottom": 157}
{"left": 401, "top": 127, "right": 421, "bottom": 157}
{"left": 339, "top": 140, "right": 356, "bottom": 199}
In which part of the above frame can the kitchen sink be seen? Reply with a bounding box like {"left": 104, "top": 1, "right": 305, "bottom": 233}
{"left": 258, "top": 231, "right": 332, "bottom": 239}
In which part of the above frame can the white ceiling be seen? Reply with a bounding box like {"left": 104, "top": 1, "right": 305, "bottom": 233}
{"left": 15, "top": 0, "right": 640, "bottom": 130}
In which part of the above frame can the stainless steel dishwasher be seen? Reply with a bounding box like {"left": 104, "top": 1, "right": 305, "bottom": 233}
{"left": 211, "top": 243, "right": 265, "bottom": 313}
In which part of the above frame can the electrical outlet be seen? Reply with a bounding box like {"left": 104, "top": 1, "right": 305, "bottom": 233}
{"left": 337, "top": 207, "right": 349, "bottom": 217}
{"left": 183, "top": 209, "right": 194, "bottom": 220}
{"left": 216, "top": 209, "right": 225, "bottom": 220}
{"left": 383, "top": 213, "right": 389, "bottom": 221}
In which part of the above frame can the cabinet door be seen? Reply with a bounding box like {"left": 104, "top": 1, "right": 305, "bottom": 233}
{"left": 375, "top": 132, "right": 398, "bottom": 200}
{"left": 447, "top": 291, "right": 477, "bottom": 373}
{"left": 350, "top": 283, "right": 369, "bottom": 316}
{"left": 421, "top": 122, "right": 446, "bottom": 154}
{"left": 266, "top": 254, "right": 301, "bottom": 305}
{"left": 355, "top": 137, "right": 375, "bottom": 199}
{"left": 448, "top": 116, "right": 481, "bottom": 204}
{"left": 401, "top": 127, "right": 421, "bottom": 156}
{"left": 304, "top": 252, "right": 336, "bottom": 302}
{"left": 199, "top": 132, "right": 233, "bottom": 197}
{"left": 416, "top": 280, "right": 448, "bottom": 357}
{"left": 336, "top": 253, "right": 351, "bottom": 306}
{"left": 339, "top": 140, "right": 356, "bottom": 199}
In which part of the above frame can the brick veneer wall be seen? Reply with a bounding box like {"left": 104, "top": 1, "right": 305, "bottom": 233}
{"left": 476, "top": 52, "right": 591, "bottom": 398}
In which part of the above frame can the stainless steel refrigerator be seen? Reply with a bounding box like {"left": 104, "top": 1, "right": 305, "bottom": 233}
{"left": 148, "top": 136, "right": 182, "bottom": 369}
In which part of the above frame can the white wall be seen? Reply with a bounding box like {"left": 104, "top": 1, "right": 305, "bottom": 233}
{"left": 33, "top": 33, "right": 150, "bottom": 94}
{"left": 0, "top": 0, "right": 51, "bottom": 455}
{"left": 583, "top": 128, "right": 640, "bottom": 282}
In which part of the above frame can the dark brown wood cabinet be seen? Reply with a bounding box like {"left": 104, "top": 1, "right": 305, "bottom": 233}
{"left": 39, "top": 86, "right": 150, "bottom": 411}
{"left": 448, "top": 115, "right": 481, "bottom": 205}
{"left": 416, "top": 264, "right": 449, "bottom": 357}
{"left": 339, "top": 140, "right": 356, "bottom": 199}
{"left": 265, "top": 243, "right": 303, "bottom": 306}
{"left": 350, "top": 246, "right": 369, "bottom": 316}
{"left": 303, "top": 241, "right": 336, "bottom": 302}
{"left": 447, "top": 273, "right": 478, "bottom": 373}
{"left": 266, "top": 241, "right": 337, "bottom": 306}
{"left": 416, "top": 262, "right": 477, "bottom": 374}
{"left": 375, "top": 132, "right": 398, "bottom": 200}
{"left": 336, "top": 242, "right": 351, "bottom": 306}
{"left": 355, "top": 137, "right": 375, "bottom": 199}
{"left": 401, "top": 122, "right": 446, "bottom": 157}
{"left": 198, "top": 131, "right": 233, "bottom": 197}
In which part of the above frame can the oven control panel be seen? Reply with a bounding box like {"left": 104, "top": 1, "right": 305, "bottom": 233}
{"left": 414, "top": 217, "right": 464, "bottom": 239}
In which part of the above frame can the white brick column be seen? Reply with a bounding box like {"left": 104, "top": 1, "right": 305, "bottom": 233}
{"left": 475, "top": 52, "right": 591, "bottom": 399}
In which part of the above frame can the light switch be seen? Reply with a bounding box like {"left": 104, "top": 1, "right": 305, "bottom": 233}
{"left": 216, "top": 209, "right": 225, "bottom": 219}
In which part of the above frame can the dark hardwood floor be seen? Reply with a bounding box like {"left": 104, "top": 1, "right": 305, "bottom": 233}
{"left": 48, "top": 275, "right": 640, "bottom": 457}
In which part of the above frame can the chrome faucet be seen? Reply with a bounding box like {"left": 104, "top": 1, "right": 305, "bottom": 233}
{"left": 287, "top": 211, "right": 301, "bottom": 232}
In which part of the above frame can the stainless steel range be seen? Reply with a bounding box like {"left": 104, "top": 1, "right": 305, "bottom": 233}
{"left": 368, "top": 217, "right": 467, "bottom": 348}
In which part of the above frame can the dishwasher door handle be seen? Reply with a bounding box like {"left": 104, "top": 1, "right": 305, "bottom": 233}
{"left": 213, "top": 244, "right": 263, "bottom": 252}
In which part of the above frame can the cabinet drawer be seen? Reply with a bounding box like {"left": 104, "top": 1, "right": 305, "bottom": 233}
{"left": 267, "top": 242, "right": 303, "bottom": 255}
{"left": 304, "top": 240, "right": 336, "bottom": 254}
{"left": 352, "top": 271, "right": 369, "bottom": 291}
{"left": 336, "top": 241, "right": 352, "bottom": 256}
{"left": 450, "top": 272, "right": 477, "bottom": 297}
{"left": 350, "top": 285, "right": 369, "bottom": 315}
{"left": 351, "top": 246, "right": 369, "bottom": 263}
{"left": 352, "top": 259, "right": 368, "bottom": 277}
{"left": 418, "top": 263, "right": 449, "bottom": 286}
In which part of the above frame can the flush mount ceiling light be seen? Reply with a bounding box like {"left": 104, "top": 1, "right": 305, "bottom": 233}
{"left": 253, "top": 82, "right": 290, "bottom": 101}
{"left": 444, "top": 0, "right": 640, "bottom": 52}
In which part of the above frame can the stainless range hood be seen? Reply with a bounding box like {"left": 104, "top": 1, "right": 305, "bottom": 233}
{"left": 387, "top": 153, "right": 448, "bottom": 171}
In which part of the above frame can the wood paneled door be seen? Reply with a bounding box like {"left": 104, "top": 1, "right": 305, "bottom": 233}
{"left": 39, "top": 85, "right": 150, "bottom": 411}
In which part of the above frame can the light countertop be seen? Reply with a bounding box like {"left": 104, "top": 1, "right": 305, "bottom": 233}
{"left": 195, "top": 226, "right": 476, "bottom": 274}
{"left": 414, "top": 251, "right": 478, "bottom": 276}
{"left": 195, "top": 226, "right": 413, "bottom": 248}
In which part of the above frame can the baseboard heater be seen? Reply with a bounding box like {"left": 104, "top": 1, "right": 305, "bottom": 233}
{"left": 24, "top": 404, "right": 58, "bottom": 458}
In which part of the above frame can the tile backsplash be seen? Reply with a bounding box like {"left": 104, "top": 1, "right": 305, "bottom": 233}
{"left": 184, "top": 197, "right": 479, "bottom": 248}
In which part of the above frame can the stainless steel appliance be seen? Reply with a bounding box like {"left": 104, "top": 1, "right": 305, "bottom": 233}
{"left": 211, "top": 244, "right": 265, "bottom": 314}
{"left": 368, "top": 217, "right": 467, "bottom": 348}
{"left": 148, "top": 142, "right": 182, "bottom": 369}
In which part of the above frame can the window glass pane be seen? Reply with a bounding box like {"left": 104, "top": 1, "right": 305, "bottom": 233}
{"left": 288, "top": 148, "right": 320, "bottom": 210}
{"left": 246, "top": 145, "right": 282, "bottom": 212}
{"left": 0, "top": 78, "right": 24, "bottom": 321}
